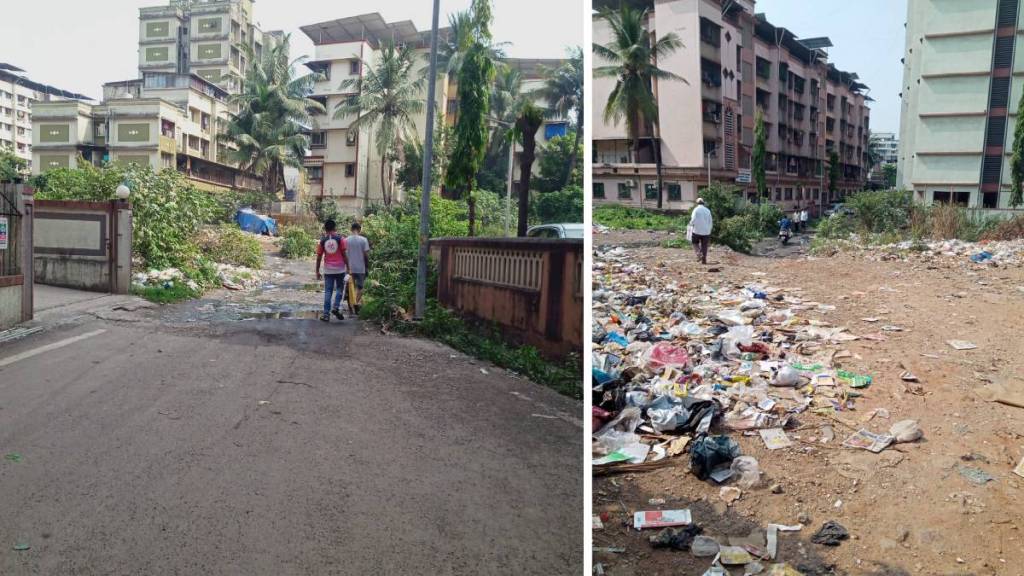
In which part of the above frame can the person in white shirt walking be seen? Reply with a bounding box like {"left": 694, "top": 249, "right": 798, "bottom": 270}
{"left": 689, "top": 198, "right": 714, "bottom": 265}
{"left": 792, "top": 209, "right": 801, "bottom": 233}
{"left": 800, "top": 208, "right": 809, "bottom": 232}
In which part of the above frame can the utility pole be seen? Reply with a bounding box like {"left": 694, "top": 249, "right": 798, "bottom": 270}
{"left": 414, "top": 0, "right": 440, "bottom": 321}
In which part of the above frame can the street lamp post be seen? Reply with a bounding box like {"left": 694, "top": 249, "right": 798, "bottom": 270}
{"left": 414, "top": 0, "right": 441, "bottom": 321}
{"left": 504, "top": 140, "right": 514, "bottom": 237}
{"left": 706, "top": 149, "right": 716, "bottom": 187}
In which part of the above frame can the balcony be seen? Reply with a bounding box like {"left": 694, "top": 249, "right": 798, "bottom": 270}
{"left": 159, "top": 135, "right": 177, "bottom": 155}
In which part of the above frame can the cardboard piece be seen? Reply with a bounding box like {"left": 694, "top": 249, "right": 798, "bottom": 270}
{"left": 633, "top": 509, "right": 692, "bottom": 530}
{"left": 759, "top": 428, "right": 794, "bottom": 450}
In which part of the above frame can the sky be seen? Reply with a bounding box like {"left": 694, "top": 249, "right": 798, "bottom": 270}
{"left": 1, "top": 0, "right": 583, "bottom": 101}
{"left": 756, "top": 0, "right": 907, "bottom": 135}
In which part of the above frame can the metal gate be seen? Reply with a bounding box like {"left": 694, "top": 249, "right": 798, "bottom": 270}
{"left": 0, "top": 183, "right": 33, "bottom": 328}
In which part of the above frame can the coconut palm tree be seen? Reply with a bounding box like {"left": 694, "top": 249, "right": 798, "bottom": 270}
{"left": 536, "top": 46, "right": 583, "bottom": 189}
{"left": 436, "top": 9, "right": 509, "bottom": 79}
{"left": 593, "top": 5, "right": 683, "bottom": 209}
{"left": 334, "top": 40, "right": 426, "bottom": 207}
{"left": 222, "top": 35, "right": 325, "bottom": 195}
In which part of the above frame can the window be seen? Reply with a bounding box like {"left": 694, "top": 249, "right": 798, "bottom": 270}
{"left": 756, "top": 57, "right": 771, "bottom": 79}
{"left": 983, "top": 192, "right": 998, "bottom": 209}
{"left": 668, "top": 183, "right": 682, "bottom": 201}
{"left": 933, "top": 191, "right": 951, "bottom": 204}
{"left": 310, "top": 131, "right": 326, "bottom": 148}
{"left": 774, "top": 187, "right": 782, "bottom": 201}
{"left": 346, "top": 131, "right": 357, "bottom": 146}
{"left": 618, "top": 183, "right": 631, "bottom": 199}
{"left": 784, "top": 187, "right": 793, "bottom": 200}
{"left": 307, "top": 166, "right": 323, "bottom": 181}
{"left": 349, "top": 60, "right": 361, "bottom": 75}
{"left": 645, "top": 183, "right": 658, "bottom": 200}
{"left": 345, "top": 163, "right": 355, "bottom": 177}
{"left": 593, "top": 183, "right": 605, "bottom": 198}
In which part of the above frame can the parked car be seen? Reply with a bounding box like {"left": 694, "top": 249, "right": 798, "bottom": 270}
{"left": 824, "top": 203, "right": 854, "bottom": 217}
{"left": 526, "top": 223, "right": 585, "bottom": 239}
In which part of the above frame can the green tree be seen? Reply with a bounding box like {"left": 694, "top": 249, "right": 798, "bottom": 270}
{"left": 828, "top": 151, "right": 840, "bottom": 199}
{"left": 445, "top": 0, "right": 497, "bottom": 236}
{"left": 222, "top": 35, "right": 324, "bottom": 196}
{"left": 753, "top": 108, "right": 767, "bottom": 201}
{"left": 476, "top": 65, "right": 524, "bottom": 194}
{"left": 882, "top": 163, "right": 897, "bottom": 189}
{"left": 513, "top": 103, "right": 545, "bottom": 236}
{"left": 0, "top": 149, "right": 27, "bottom": 182}
{"left": 396, "top": 141, "right": 423, "bottom": 190}
{"left": 593, "top": 4, "right": 682, "bottom": 209}
{"left": 335, "top": 41, "right": 425, "bottom": 207}
{"left": 436, "top": 9, "right": 509, "bottom": 79}
{"left": 535, "top": 133, "right": 582, "bottom": 192}
{"left": 536, "top": 47, "right": 583, "bottom": 189}
{"left": 1011, "top": 90, "right": 1024, "bottom": 207}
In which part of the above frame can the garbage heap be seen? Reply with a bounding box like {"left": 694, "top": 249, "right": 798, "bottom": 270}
{"left": 820, "top": 237, "right": 1024, "bottom": 266}
{"left": 592, "top": 246, "right": 921, "bottom": 574}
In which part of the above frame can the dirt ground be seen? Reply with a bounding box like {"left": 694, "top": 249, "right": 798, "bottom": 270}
{"left": 593, "top": 231, "right": 1024, "bottom": 576}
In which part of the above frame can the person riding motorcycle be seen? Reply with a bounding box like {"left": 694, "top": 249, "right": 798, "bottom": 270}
{"left": 779, "top": 216, "right": 793, "bottom": 245}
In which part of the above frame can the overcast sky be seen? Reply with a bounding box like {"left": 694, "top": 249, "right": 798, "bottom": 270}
{"left": 757, "top": 0, "right": 906, "bottom": 135}
{"left": 2, "top": 0, "right": 583, "bottom": 101}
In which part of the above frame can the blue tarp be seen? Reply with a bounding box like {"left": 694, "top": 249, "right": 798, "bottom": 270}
{"left": 235, "top": 208, "right": 278, "bottom": 235}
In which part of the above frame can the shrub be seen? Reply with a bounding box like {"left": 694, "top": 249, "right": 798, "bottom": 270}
{"left": 278, "top": 226, "right": 316, "bottom": 259}
{"left": 845, "top": 190, "right": 913, "bottom": 234}
{"left": 980, "top": 213, "right": 1024, "bottom": 241}
{"left": 714, "top": 214, "right": 761, "bottom": 253}
{"left": 815, "top": 213, "right": 854, "bottom": 240}
{"left": 33, "top": 163, "right": 216, "bottom": 270}
{"left": 201, "top": 223, "right": 264, "bottom": 269}
{"left": 593, "top": 205, "right": 680, "bottom": 230}
{"left": 535, "top": 186, "right": 584, "bottom": 224}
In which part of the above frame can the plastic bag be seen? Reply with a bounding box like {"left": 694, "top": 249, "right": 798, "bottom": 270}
{"left": 721, "top": 325, "right": 755, "bottom": 358}
{"left": 593, "top": 406, "right": 643, "bottom": 453}
{"left": 717, "top": 310, "right": 748, "bottom": 326}
{"left": 730, "top": 455, "right": 762, "bottom": 488}
{"left": 771, "top": 365, "right": 801, "bottom": 387}
{"left": 690, "top": 435, "right": 741, "bottom": 480}
{"left": 644, "top": 342, "right": 690, "bottom": 371}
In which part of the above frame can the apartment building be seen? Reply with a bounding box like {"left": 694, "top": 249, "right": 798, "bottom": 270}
{"left": 138, "top": 0, "right": 282, "bottom": 94}
{"left": 31, "top": 72, "right": 259, "bottom": 192}
{"left": 299, "top": 13, "right": 569, "bottom": 215}
{"left": 0, "top": 63, "right": 90, "bottom": 165}
{"left": 873, "top": 132, "right": 899, "bottom": 165}
{"left": 898, "top": 0, "right": 1024, "bottom": 209}
{"left": 592, "top": 0, "right": 871, "bottom": 213}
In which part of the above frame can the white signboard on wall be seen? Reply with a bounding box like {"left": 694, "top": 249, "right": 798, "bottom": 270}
{"left": 0, "top": 216, "right": 8, "bottom": 250}
{"left": 736, "top": 169, "right": 751, "bottom": 184}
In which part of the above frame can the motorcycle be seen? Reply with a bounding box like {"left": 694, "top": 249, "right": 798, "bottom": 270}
{"left": 779, "top": 226, "right": 792, "bottom": 246}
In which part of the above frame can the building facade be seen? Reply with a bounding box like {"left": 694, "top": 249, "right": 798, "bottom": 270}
{"left": 31, "top": 72, "right": 259, "bottom": 192}
{"left": 873, "top": 132, "right": 899, "bottom": 165}
{"left": 138, "top": 0, "right": 282, "bottom": 94}
{"left": 299, "top": 13, "right": 569, "bottom": 216}
{"left": 898, "top": 0, "right": 1024, "bottom": 209}
{"left": 0, "top": 64, "right": 90, "bottom": 165}
{"left": 592, "top": 0, "right": 871, "bottom": 212}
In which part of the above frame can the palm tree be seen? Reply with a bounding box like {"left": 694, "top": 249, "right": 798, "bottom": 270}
{"left": 513, "top": 102, "right": 545, "bottom": 237}
{"left": 536, "top": 46, "right": 583, "bottom": 189}
{"left": 222, "top": 35, "right": 325, "bottom": 195}
{"left": 593, "top": 5, "right": 683, "bottom": 209}
{"left": 436, "top": 9, "right": 509, "bottom": 79}
{"left": 334, "top": 41, "right": 425, "bottom": 207}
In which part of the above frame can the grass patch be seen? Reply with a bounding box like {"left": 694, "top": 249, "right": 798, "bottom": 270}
{"left": 278, "top": 226, "right": 317, "bottom": 259}
{"left": 131, "top": 283, "right": 199, "bottom": 304}
{"left": 594, "top": 205, "right": 682, "bottom": 231}
{"left": 199, "top": 224, "right": 264, "bottom": 269}
{"left": 387, "top": 304, "right": 582, "bottom": 399}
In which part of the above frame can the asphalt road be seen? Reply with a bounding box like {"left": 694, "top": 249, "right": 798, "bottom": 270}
{"left": 0, "top": 302, "right": 583, "bottom": 574}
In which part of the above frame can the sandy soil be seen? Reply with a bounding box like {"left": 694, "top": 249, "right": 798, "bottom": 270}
{"left": 593, "top": 232, "right": 1024, "bottom": 576}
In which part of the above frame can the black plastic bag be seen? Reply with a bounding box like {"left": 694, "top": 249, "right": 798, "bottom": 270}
{"left": 690, "top": 435, "right": 741, "bottom": 481}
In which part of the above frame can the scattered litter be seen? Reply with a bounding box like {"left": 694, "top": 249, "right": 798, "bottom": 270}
{"left": 12, "top": 544, "right": 29, "bottom": 551}
{"left": 480, "top": 368, "right": 489, "bottom": 375}
{"left": 594, "top": 443, "right": 651, "bottom": 465}
{"left": 257, "top": 400, "right": 271, "bottom": 406}
{"left": 889, "top": 419, "right": 923, "bottom": 443}
{"left": 709, "top": 467, "right": 735, "bottom": 484}
{"left": 811, "top": 521, "right": 849, "bottom": 546}
{"left": 633, "top": 509, "right": 692, "bottom": 530}
{"left": 899, "top": 371, "right": 919, "bottom": 382}
{"left": 592, "top": 547, "right": 625, "bottom": 554}
{"left": 691, "top": 535, "right": 721, "bottom": 557}
{"left": 730, "top": 456, "right": 762, "bottom": 488}
{"left": 719, "top": 486, "right": 742, "bottom": 505}
{"left": 592, "top": 515, "right": 604, "bottom": 530}
{"left": 718, "top": 545, "right": 753, "bottom": 565}
{"left": 1013, "top": 458, "right": 1024, "bottom": 479}
{"left": 820, "top": 425, "right": 835, "bottom": 444}
{"left": 842, "top": 429, "right": 894, "bottom": 453}
{"left": 648, "top": 498, "right": 666, "bottom": 506}
{"left": 974, "top": 383, "right": 1024, "bottom": 409}
{"left": 759, "top": 428, "right": 793, "bottom": 450}
{"left": 691, "top": 436, "right": 741, "bottom": 480}
{"left": 947, "top": 340, "right": 977, "bottom": 351}
{"left": 649, "top": 524, "right": 703, "bottom": 550}
{"left": 958, "top": 465, "right": 995, "bottom": 486}
{"left": 837, "top": 370, "right": 872, "bottom": 389}
{"left": 4, "top": 452, "right": 22, "bottom": 463}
